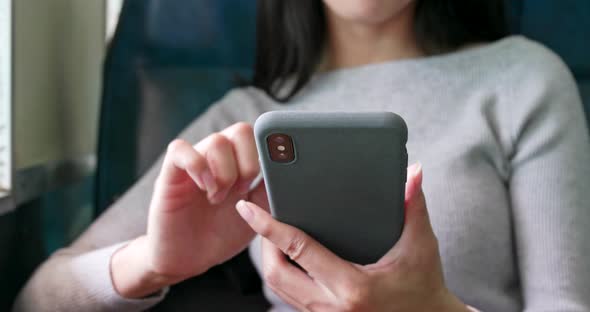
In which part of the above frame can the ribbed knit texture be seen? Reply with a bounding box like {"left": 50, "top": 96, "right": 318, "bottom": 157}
{"left": 14, "top": 36, "right": 590, "bottom": 311}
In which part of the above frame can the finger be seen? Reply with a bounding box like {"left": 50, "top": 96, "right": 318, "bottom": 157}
{"left": 405, "top": 163, "right": 423, "bottom": 207}
{"left": 220, "top": 123, "right": 260, "bottom": 194}
{"left": 158, "top": 139, "right": 207, "bottom": 189}
{"left": 378, "top": 163, "right": 435, "bottom": 263}
{"left": 266, "top": 284, "right": 310, "bottom": 312}
{"left": 195, "top": 133, "right": 239, "bottom": 204}
{"left": 261, "top": 238, "right": 323, "bottom": 309}
{"left": 402, "top": 162, "right": 434, "bottom": 240}
{"left": 235, "top": 200, "right": 362, "bottom": 296}
{"left": 248, "top": 178, "right": 270, "bottom": 213}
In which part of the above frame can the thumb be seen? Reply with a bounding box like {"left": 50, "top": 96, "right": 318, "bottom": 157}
{"left": 375, "top": 163, "right": 436, "bottom": 265}
{"left": 400, "top": 163, "right": 434, "bottom": 243}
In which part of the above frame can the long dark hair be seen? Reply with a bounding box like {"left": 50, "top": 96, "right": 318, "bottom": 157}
{"left": 252, "top": 0, "right": 508, "bottom": 102}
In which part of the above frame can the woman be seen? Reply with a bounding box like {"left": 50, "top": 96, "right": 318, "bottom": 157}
{"left": 15, "top": 0, "right": 590, "bottom": 311}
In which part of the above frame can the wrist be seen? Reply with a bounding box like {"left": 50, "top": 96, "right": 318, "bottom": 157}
{"left": 110, "top": 236, "right": 181, "bottom": 299}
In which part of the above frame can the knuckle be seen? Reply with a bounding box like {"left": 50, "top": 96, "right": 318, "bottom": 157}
{"left": 241, "top": 163, "right": 260, "bottom": 181}
{"left": 239, "top": 155, "right": 260, "bottom": 181}
{"left": 233, "top": 122, "right": 253, "bottom": 135}
{"left": 258, "top": 219, "right": 274, "bottom": 238}
{"left": 184, "top": 154, "right": 203, "bottom": 173}
{"left": 206, "top": 135, "right": 237, "bottom": 185}
{"left": 262, "top": 263, "right": 282, "bottom": 288}
{"left": 284, "top": 234, "right": 307, "bottom": 262}
{"left": 341, "top": 280, "right": 370, "bottom": 311}
{"left": 167, "top": 139, "right": 187, "bottom": 153}
{"left": 207, "top": 133, "right": 232, "bottom": 150}
{"left": 215, "top": 170, "right": 237, "bottom": 188}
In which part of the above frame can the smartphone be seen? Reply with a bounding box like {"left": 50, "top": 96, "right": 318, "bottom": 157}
{"left": 254, "top": 111, "right": 408, "bottom": 265}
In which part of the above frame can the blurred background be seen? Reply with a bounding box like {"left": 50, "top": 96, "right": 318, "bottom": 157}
{"left": 0, "top": 0, "right": 111, "bottom": 308}
{"left": 0, "top": 0, "right": 588, "bottom": 310}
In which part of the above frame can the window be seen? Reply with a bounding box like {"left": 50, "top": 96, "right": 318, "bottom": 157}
{"left": 0, "top": 0, "right": 12, "bottom": 213}
{"left": 106, "top": 0, "right": 124, "bottom": 41}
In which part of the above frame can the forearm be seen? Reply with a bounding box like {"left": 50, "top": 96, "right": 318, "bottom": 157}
{"left": 14, "top": 243, "right": 166, "bottom": 312}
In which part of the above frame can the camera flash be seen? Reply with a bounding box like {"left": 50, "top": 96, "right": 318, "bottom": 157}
{"left": 277, "top": 145, "right": 286, "bottom": 151}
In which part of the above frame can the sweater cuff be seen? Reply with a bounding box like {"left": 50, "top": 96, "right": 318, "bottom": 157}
{"left": 70, "top": 242, "right": 168, "bottom": 311}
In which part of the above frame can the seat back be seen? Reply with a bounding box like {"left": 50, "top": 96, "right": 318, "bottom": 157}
{"left": 95, "top": 0, "right": 256, "bottom": 214}
{"left": 509, "top": 0, "right": 590, "bottom": 120}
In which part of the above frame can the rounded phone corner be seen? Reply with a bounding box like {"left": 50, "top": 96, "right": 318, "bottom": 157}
{"left": 382, "top": 112, "right": 408, "bottom": 143}
{"left": 253, "top": 111, "right": 285, "bottom": 137}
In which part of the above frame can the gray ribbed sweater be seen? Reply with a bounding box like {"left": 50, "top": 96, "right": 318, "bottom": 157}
{"left": 14, "top": 36, "right": 590, "bottom": 312}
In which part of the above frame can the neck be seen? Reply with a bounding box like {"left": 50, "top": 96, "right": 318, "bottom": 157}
{"left": 323, "top": 4, "right": 422, "bottom": 71}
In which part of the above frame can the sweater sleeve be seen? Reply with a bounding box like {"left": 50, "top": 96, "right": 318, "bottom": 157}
{"left": 506, "top": 51, "right": 590, "bottom": 311}
{"left": 12, "top": 88, "right": 266, "bottom": 312}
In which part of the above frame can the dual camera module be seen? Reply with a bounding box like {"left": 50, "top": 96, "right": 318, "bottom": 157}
{"left": 266, "top": 133, "right": 295, "bottom": 163}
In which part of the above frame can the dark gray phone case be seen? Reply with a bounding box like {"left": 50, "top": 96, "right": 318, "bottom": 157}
{"left": 254, "top": 111, "right": 408, "bottom": 264}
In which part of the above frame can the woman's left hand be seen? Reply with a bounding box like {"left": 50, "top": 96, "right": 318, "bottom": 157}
{"left": 235, "top": 163, "right": 473, "bottom": 312}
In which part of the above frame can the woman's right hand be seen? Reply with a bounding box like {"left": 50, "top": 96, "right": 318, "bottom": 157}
{"left": 110, "top": 122, "right": 269, "bottom": 298}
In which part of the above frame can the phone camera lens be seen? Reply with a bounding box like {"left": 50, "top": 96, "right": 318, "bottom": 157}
{"left": 273, "top": 136, "right": 286, "bottom": 144}
{"left": 267, "top": 133, "right": 295, "bottom": 163}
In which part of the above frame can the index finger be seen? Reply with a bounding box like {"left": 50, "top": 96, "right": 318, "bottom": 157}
{"left": 220, "top": 122, "right": 260, "bottom": 194}
{"left": 236, "top": 200, "right": 363, "bottom": 296}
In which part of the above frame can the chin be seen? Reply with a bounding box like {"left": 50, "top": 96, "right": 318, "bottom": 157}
{"left": 323, "top": 0, "right": 414, "bottom": 24}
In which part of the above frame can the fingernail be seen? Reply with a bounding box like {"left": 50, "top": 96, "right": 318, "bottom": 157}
{"left": 412, "top": 161, "right": 423, "bottom": 188}
{"left": 408, "top": 162, "right": 421, "bottom": 176}
{"left": 238, "top": 180, "right": 252, "bottom": 195}
{"left": 209, "top": 188, "right": 229, "bottom": 205}
{"left": 194, "top": 174, "right": 205, "bottom": 190}
{"left": 413, "top": 162, "right": 422, "bottom": 176}
{"left": 236, "top": 200, "right": 254, "bottom": 222}
{"left": 200, "top": 170, "right": 218, "bottom": 194}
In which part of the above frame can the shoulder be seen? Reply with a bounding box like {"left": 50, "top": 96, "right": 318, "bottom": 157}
{"left": 477, "top": 36, "right": 578, "bottom": 100}
{"left": 462, "top": 36, "right": 582, "bottom": 114}
{"left": 445, "top": 36, "right": 586, "bottom": 153}
{"left": 484, "top": 37, "right": 587, "bottom": 146}
{"left": 428, "top": 36, "right": 578, "bottom": 99}
{"left": 179, "top": 86, "right": 279, "bottom": 142}
{"left": 213, "top": 86, "right": 279, "bottom": 123}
